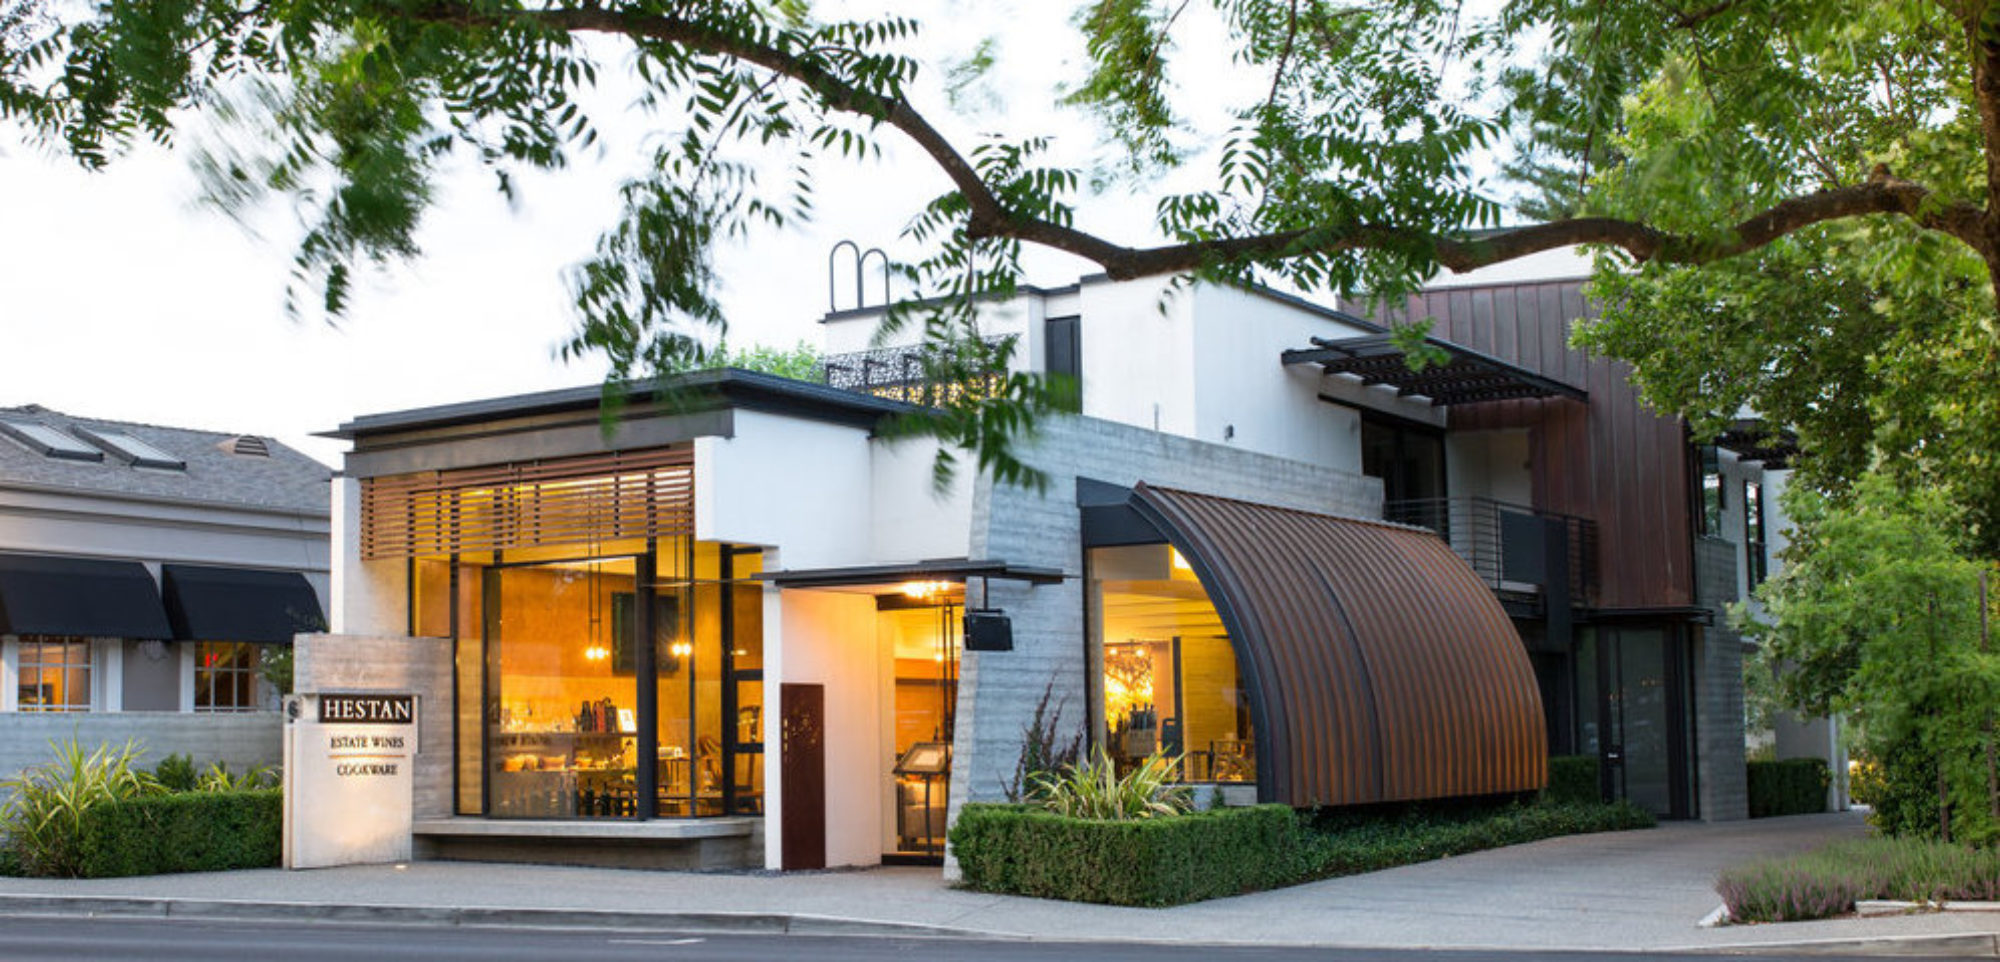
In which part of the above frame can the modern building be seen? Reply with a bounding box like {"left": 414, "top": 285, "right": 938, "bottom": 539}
{"left": 314, "top": 264, "right": 1783, "bottom": 871}
{"left": 0, "top": 405, "right": 330, "bottom": 775}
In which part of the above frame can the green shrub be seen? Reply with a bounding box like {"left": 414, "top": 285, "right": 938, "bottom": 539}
{"left": 952, "top": 797, "right": 1656, "bottom": 906}
{"left": 1747, "top": 758, "right": 1830, "bottom": 818}
{"left": 951, "top": 803, "right": 1300, "bottom": 906}
{"left": 1300, "top": 800, "right": 1655, "bottom": 878}
{"left": 152, "top": 753, "right": 199, "bottom": 793}
{"left": 1544, "top": 755, "right": 1601, "bottom": 805}
{"left": 1719, "top": 837, "right": 2000, "bottom": 922}
{"left": 75, "top": 790, "right": 282, "bottom": 878}
{"left": 0, "top": 739, "right": 161, "bottom": 877}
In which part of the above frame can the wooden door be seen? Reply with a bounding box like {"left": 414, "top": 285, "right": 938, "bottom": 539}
{"left": 780, "top": 683, "right": 825, "bottom": 870}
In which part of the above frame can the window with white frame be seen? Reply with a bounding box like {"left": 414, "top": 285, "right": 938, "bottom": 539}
{"left": 18, "top": 636, "right": 93, "bottom": 711}
{"left": 193, "top": 642, "right": 262, "bottom": 712}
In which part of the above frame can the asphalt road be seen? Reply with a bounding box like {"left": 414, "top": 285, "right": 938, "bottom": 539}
{"left": 0, "top": 916, "right": 1943, "bottom": 962}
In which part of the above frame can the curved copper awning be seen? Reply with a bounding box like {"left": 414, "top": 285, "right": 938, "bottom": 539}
{"left": 1130, "top": 484, "right": 1547, "bottom": 807}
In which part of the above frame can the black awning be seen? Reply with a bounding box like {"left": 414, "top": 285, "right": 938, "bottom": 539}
{"left": 161, "top": 564, "right": 326, "bottom": 644}
{"left": 0, "top": 553, "right": 172, "bottom": 639}
{"left": 1283, "top": 334, "right": 1587, "bottom": 405}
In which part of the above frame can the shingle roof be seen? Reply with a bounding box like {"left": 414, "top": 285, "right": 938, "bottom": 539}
{"left": 0, "top": 405, "right": 329, "bottom": 514}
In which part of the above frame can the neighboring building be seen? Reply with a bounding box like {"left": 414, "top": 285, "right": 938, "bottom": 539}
{"left": 316, "top": 268, "right": 1782, "bottom": 872}
{"left": 0, "top": 405, "right": 330, "bottom": 775}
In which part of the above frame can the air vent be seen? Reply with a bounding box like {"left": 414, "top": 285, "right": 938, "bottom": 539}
{"left": 223, "top": 435, "right": 271, "bottom": 457}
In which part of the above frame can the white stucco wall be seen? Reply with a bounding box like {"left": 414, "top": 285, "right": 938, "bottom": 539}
{"left": 1182, "top": 284, "right": 1378, "bottom": 468}
{"left": 1075, "top": 277, "right": 1195, "bottom": 436}
{"left": 330, "top": 476, "right": 405, "bottom": 636}
{"left": 695, "top": 411, "right": 873, "bottom": 570}
{"left": 867, "top": 437, "right": 973, "bottom": 562}
{"left": 766, "top": 587, "right": 885, "bottom": 869}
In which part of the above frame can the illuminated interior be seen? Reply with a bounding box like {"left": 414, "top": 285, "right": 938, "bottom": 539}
{"left": 416, "top": 537, "right": 765, "bottom": 820}
{"left": 880, "top": 580, "right": 960, "bottom": 857}
{"left": 1089, "top": 544, "right": 1255, "bottom": 783}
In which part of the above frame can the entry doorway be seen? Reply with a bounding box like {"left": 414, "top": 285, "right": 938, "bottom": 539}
{"left": 1578, "top": 625, "right": 1695, "bottom": 819}
{"left": 880, "top": 586, "right": 960, "bottom": 862}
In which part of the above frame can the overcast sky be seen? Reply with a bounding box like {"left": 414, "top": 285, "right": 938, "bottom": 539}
{"left": 0, "top": 2, "right": 1418, "bottom": 467}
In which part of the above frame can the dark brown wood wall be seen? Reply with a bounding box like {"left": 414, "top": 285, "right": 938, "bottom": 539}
{"left": 1343, "top": 280, "right": 1692, "bottom": 609}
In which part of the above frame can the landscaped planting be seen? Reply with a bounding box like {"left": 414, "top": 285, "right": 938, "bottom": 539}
{"left": 1543, "top": 755, "right": 1601, "bottom": 805}
{"left": 952, "top": 794, "right": 1656, "bottom": 906}
{"left": 0, "top": 740, "right": 282, "bottom": 878}
{"left": 952, "top": 802, "right": 1300, "bottom": 906}
{"left": 1718, "top": 838, "right": 2000, "bottom": 922}
{"left": 75, "top": 790, "right": 282, "bottom": 878}
{"left": 1746, "top": 758, "right": 1829, "bottom": 818}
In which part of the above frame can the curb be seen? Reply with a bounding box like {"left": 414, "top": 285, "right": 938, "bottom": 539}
{"left": 1677, "top": 933, "right": 2000, "bottom": 958}
{"left": 0, "top": 893, "right": 985, "bottom": 940}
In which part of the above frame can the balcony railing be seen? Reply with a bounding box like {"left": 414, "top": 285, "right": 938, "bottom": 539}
{"left": 1383, "top": 497, "right": 1599, "bottom": 608}
{"left": 818, "top": 336, "right": 1013, "bottom": 406}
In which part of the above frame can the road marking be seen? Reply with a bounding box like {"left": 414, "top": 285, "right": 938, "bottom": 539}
{"left": 608, "top": 937, "right": 706, "bottom": 946}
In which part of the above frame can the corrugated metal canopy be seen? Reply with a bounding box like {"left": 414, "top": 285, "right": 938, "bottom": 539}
{"left": 1131, "top": 484, "right": 1547, "bottom": 807}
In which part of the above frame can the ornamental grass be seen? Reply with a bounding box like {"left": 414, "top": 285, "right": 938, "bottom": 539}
{"left": 1718, "top": 838, "right": 2000, "bottom": 922}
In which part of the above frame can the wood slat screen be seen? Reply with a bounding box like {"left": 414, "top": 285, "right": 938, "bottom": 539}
{"left": 359, "top": 447, "right": 694, "bottom": 561}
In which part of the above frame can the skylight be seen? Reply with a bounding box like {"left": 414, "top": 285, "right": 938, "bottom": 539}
{"left": 0, "top": 420, "right": 104, "bottom": 462}
{"left": 74, "top": 427, "right": 185, "bottom": 470}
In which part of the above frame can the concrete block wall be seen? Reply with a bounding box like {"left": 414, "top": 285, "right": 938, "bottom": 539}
{"left": 1694, "top": 535, "right": 1749, "bottom": 821}
{"left": 294, "top": 633, "right": 454, "bottom": 818}
{"left": 949, "top": 414, "right": 1380, "bottom": 817}
{"left": 0, "top": 713, "right": 280, "bottom": 779}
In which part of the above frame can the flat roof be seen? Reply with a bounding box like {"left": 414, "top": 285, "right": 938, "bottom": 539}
{"left": 325, "top": 369, "right": 912, "bottom": 440}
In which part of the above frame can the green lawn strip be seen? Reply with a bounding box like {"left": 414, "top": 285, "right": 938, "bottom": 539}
{"left": 1718, "top": 837, "right": 2000, "bottom": 922}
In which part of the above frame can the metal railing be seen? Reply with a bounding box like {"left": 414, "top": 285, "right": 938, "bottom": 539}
{"left": 1383, "top": 497, "right": 1599, "bottom": 607}
{"left": 818, "top": 336, "right": 1014, "bottom": 405}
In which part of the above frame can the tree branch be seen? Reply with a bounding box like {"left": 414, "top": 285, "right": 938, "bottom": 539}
{"left": 418, "top": 4, "right": 1988, "bottom": 283}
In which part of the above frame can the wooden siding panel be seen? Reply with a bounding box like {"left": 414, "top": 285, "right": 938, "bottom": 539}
{"left": 359, "top": 447, "right": 695, "bottom": 561}
{"left": 1348, "top": 277, "right": 1693, "bottom": 609}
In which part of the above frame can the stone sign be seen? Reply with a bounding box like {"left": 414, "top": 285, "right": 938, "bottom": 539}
{"left": 283, "top": 691, "right": 418, "bottom": 869}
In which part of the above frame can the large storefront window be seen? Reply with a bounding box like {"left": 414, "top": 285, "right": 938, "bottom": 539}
{"left": 1087, "top": 544, "right": 1254, "bottom": 783}
{"left": 18, "top": 636, "right": 92, "bottom": 711}
{"left": 417, "top": 538, "right": 765, "bottom": 820}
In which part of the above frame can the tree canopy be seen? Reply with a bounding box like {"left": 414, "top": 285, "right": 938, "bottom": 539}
{"left": 4, "top": 0, "right": 1998, "bottom": 491}
{"left": 1743, "top": 475, "right": 1999, "bottom": 840}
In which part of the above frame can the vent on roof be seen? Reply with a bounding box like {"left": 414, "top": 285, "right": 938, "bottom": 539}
{"left": 71, "top": 426, "right": 185, "bottom": 470}
{"left": 0, "top": 419, "right": 104, "bottom": 462}
{"left": 222, "top": 435, "right": 271, "bottom": 457}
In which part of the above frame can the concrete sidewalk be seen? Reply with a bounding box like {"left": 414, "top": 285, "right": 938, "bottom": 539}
{"left": 0, "top": 811, "right": 1995, "bottom": 954}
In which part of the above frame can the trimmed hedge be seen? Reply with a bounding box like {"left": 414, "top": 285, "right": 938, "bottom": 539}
{"left": 1301, "top": 800, "right": 1654, "bottom": 878}
{"left": 950, "top": 803, "right": 1300, "bottom": 906}
{"left": 74, "top": 790, "right": 282, "bottom": 878}
{"left": 952, "top": 798, "right": 1657, "bottom": 906}
{"left": 1544, "top": 755, "right": 1601, "bottom": 805}
{"left": 1747, "top": 758, "right": 1829, "bottom": 818}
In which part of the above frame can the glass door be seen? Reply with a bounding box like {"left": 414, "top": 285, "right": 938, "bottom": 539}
{"left": 1591, "top": 625, "right": 1695, "bottom": 819}
{"left": 884, "top": 589, "right": 960, "bottom": 861}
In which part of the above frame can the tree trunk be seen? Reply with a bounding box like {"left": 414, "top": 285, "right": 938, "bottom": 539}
{"left": 1984, "top": 569, "right": 1997, "bottom": 820}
